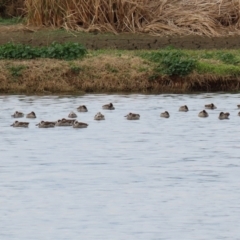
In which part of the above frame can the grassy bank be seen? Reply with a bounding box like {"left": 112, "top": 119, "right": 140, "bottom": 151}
{"left": 1, "top": 46, "right": 240, "bottom": 94}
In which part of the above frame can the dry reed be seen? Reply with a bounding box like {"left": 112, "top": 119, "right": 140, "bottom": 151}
{"left": 24, "top": 0, "right": 240, "bottom": 36}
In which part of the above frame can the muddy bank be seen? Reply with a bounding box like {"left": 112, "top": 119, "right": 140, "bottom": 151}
{"left": 1, "top": 57, "right": 240, "bottom": 94}
{"left": 1, "top": 25, "right": 240, "bottom": 50}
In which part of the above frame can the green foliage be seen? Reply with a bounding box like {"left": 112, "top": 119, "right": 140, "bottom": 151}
{"left": 68, "top": 62, "right": 81, "bottom": 74}
{"left": 160, "top": 51, "right": 197, "bottom": 76}
{"left": 0, "top": 42, "right": 87, "bottom": 60}
{"left": 0, "top": 17, "right": 22, "bottom": 25}
{"left": 201, "top": 51, "right": 240, "bottom": 65}
{"left": 216, "top": 52, "right": 239, "bottom": 65}
{"left": 201, "top": 52, "right": 214, "bottom": 59}
{"left": 141, "top": 47, "right": 197, "bottom": 76}
{"left": 7, "top": 65, "right": 26, "bottom": 77}
{"left": 0, "top": 43, "right": 38, "bottom": 59}
{"left": 41, "top": 42, "right": 87, "bottom": 60}
{"left": 196, "top": 62, "right": 240, "bottom": 76}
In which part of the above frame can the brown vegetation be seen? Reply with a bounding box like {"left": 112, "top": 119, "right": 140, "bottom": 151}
{"left": 1, "top": 56, "right": 240, "bottom": 94}
{"left": 2, "top": 0, "right": 240, "bottom": 36}
{"left": 24, "top": 0, "right": 240, "bottom": 36}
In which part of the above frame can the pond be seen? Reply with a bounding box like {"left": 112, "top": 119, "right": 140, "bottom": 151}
{"left": 0, "top": 93, "right": 240, "bottom": 240}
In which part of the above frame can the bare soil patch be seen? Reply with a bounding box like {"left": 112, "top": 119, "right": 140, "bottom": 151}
{"left": 1, "top": 25, "right": 240, "bottom": 50}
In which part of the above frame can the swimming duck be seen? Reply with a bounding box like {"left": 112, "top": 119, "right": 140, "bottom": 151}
{"left": 72, "top": 120, "right": 88, "bottom": 128}
{"left": 125, "top": 112, "right": 140, "bottom": 120}
{"left": 160, "top": 111, "right": 170, "bottom": 118}
{"left": 36, "top": 121, "right": 55, "bottom": 128}
{"left": 237, "top": 105, "right": 240, "bottom": 109}
{"left": 11, "top": 111, "right": 24, "bottom": 118}
{"left": 55, "top": 118, "right": 75, "bottom": 126}
{"left": 26, "top": 111, "right": 36, "bottom": 118}
{"left": 219, "top": 112, "right": 230, "bottom": 120}
{"left": 205, "top": 103, "right": 217, "bottom": 109}
{"left": 198, "top": 110, "right": 209, "bottom": 117}
{"left": 179, "top": 105, "right": 188, "bottom": 112}
{"left": 102, "top": 103, "right": 115, "bottom": 110}
{"left": 94, "top": 112, "right": 105, "bottom": 120}
{"left": 11, "top": 121, "right": 29, "bottom": 128}
{"left": 238, "top": 112, "right": 240, "bottom": 116}
{"left": 68, "top": 111, "right": 77, "bottom": 118}
{"left": 77, "top": 105, "right": 88, "bottom": 112}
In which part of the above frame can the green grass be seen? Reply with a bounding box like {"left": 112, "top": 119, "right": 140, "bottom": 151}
{"left": 0, "top": 42, "right": 87, "bottom": 60}
{"left": 135, "top": 48, "right": 240, "bottom": 77}
{"left": 0, "top": 17, "right": 23, "bottom": 25}
{"left": 7, "top": 64, "right": 26, "bottom": 78}
{"left": 196, "top": 62, "right": 240, "bottom": 76}
{"left": 87, "top": 48, "right": 240, "bottom": 77}
{"left": 1, "top": 42, "right": 240, "bottom": 77}
{"left": 88, "top": 49, "right": 132, "bottom": 57}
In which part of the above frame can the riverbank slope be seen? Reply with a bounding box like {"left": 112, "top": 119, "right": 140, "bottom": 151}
{"left": 1, "top": 25, "right": 240, "bottom": 94}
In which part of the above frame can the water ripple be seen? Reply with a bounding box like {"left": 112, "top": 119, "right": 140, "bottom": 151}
{"left": 1, "top": 93, "right": 240, "bottom": 240}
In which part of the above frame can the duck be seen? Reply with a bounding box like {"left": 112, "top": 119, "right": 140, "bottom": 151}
{"left": 72, "top": 120, "right": 88, "bottom": 128}
{"left": 160, "top": 111, "right": 170, "bottom": 118}
{"left": 94, "top": 112, "right": 105, "bottom": 120}
{"left": 11, "top": 121, "right": 29, "bottom": 128}
{"left": 55, "top": 118, "right": 75, "bottom": 126}
{"left": 77, "top": 105, "right": 88, "bottom": 112}
{"left": 36, "top": 121, "right": 55, "bottom": 128}
{"left": 102, "top": 103, "right": 115, "bottom": 110}
{"left": 237, "top": 105, "right": 240, "bottom": 109}
{"left": 205, "top": 103, "right": 217, "bottom": 109}
{"left": 219, "top": 112, "right": 230, "bottom": 120}
{"left": 198, "top": 110, "right": 209, "bottom": 117}
{"left": 68, "top": 111, "right": 77, "bottom": 118}
{"left": 238, "top": 112, "right": 240, "bottom": 116}
{"left": 11, "top": 111, "right": 24, "bottom": 118}
{"left": 125, "top": 112, "right": 140, "bottom": 120}
{"left": 26, "top": 111, "right": 36, "bottom": 118}
{"left": 179, "top": 105, "right": 188, "bottom": 112}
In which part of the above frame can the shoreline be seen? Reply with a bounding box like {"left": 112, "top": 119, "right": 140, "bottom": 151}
{"left": 1, "top": 26, "right": 240, "bottom": 94}
{"left": 1, "top": 52, "right": 240, "bottom": 94}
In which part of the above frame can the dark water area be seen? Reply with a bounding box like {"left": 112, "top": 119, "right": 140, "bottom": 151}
{"left": 0, "top": 93, "right": 240, "bottom": 239}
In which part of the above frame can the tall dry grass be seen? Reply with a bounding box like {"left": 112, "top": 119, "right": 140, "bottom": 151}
{"left": 24, "top": 0, "right": 240, "bottom": 36}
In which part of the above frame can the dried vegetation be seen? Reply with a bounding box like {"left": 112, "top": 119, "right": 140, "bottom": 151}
{"left": 1, "top": 53, "right": 240, "bottom": 94}
{"left": 2, "top": 0, "right": 240, "bottom": 36}
{"left": 23, "top": 0, "right": 240, "bottom": 36}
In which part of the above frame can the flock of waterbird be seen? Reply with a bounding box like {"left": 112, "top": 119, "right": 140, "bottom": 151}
{"left": 9, "top": 102, "right": 240, "bottom": 128}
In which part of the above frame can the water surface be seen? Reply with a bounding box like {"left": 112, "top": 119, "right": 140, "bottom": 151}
{"left": 0, "top": 93, "right": 240, "bottom": 240}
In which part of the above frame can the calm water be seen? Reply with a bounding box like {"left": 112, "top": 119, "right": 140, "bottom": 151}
{"left": 1, "top": 93, "right": 240, "bottom": 240}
